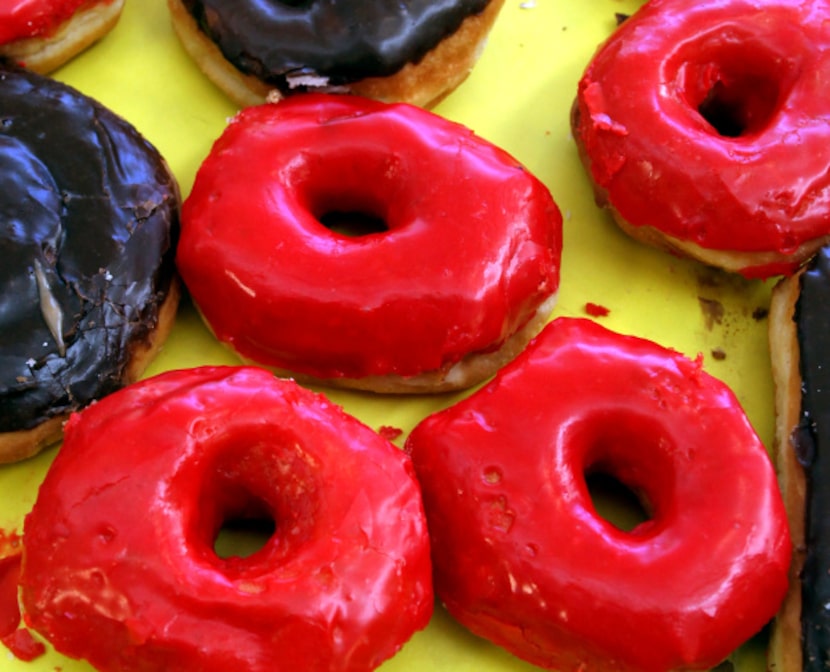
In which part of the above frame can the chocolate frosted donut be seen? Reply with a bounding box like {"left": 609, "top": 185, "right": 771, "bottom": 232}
{"left": 770, "top": 248, "right": 830, "bottom": 671}
{"left": 168, "top": 0, "right": 506, "bottom": 107}
{"left": 0, "top": 61, "right": 180, "bottom": 463}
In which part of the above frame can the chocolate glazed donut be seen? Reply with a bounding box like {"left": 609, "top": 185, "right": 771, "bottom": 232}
{"left": 170, "top": 0, "right": 504, "bottom": 107}
{"left": 793, "top": 254, "right": 830, "bottom": 669}
{"left": 0, "top": 61, "right": 180, "bottom": 462}
{"left": 183, "top": 0, "right": 490, "bottom": 87}
{"left": 770, "top": 248, "right": 830, "bottom": 671}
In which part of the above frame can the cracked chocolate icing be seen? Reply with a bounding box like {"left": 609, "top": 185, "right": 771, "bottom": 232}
{"left": 0, "top": 62, "right": 179, "bottom": 434}
{"left": 794, "top": 247, "right": 830, "bottom": 670}
{"left": 180, "top": 0, "right": 492, "bottom": 93}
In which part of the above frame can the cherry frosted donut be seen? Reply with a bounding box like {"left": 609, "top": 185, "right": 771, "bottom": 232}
{"left": 0, "top": 0, "right": 125, "bottom": 73}
{"left": 0, "top": 62, "right": 180, "bottom": 464}
{"left": 177, "top": 94, "right": 561, "bottom": 394}
{"left": 571, "top": 0, "right": 830, "bottom": 279}
{"left": 20, "top": 365, "right": 433, "bottom": 672}
{"left": 406, "top": 317, "right": 791, "bottom": 671}
{"left": 167, "top": 0, "right": 506, "bottom": 108}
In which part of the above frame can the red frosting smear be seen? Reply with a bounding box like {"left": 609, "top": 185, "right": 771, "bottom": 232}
{"left": 0, "top": 530, "right": 44, "bottom": 662}
{"left": 584, "top": 302, "right": 610, "bottom": 317}
{"left": 378, "top": 425, "right": 404, "bottom": 442}
{"left": 3, "top": 628, "right": 46, "bottom": 662}
{"left": 0, "top": 0, "right": 97, "bottom": 43}
{"left": 0, "top": 552, "right": 22, "bottom": 637}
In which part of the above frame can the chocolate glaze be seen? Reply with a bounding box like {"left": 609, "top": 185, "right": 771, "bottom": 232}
{"left": 0, "top": 62, "right": 179, "bottom": 433}
{"left": 181, "top": 0, "right": 491, "bottom": 92}
{"left": 794, "top": 247, "right": 830, "bottom": 669}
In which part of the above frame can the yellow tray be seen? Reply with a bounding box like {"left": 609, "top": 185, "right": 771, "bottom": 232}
{"left": 1, "top": 0, "right": 779, "bottom": 670}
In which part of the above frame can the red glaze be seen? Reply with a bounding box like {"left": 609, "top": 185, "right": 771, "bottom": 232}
{"left": 2, "top": 629, "right": 46, "bottom": 662}
{"left": 0, "top": 0, "right": 104, "bottom": 42}
{"left": 406, "top": 317, "right": 791, "bottom": 672}
{"left": 20, "top": 366, "right": 433, "bottom": 672}
{"left": 0, "top": 532, "right": 43, "bottom": 662}
{"left": 572, "top": 0, "right": 830, "bottom": 277}
{"left": 0, "top": 549, "right": 22, "bottom": 638}
{"left": 177, "top": 94, "right": 561, "bottom": 383}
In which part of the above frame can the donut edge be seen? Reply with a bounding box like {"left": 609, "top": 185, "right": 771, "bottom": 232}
{"left": 0, "top": 277, "right": 181, "bottom": 464}
{"left": 768, "top": 270, "right": 807, "bottom": 672}
{"left": 0, "top": 0, "right": 126, "bottom": 74}
{"left": 569, "top": 101, "right": 830, "bottom": 279}
{"left": 166, "top": 0, "right": 506, "bottom": 109}
{"left": 197, "top": 292, "right": 557, "bottom": 395}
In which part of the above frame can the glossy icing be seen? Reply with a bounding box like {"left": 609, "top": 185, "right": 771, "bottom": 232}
{"left": 177, "top": 94, "right": 561, "bottom": 383}
{"left": 793, "top": 248, "right": 830, "bottom": 670}
{"left": 181, "top": 0, "right": 491, "bottom": 93}
{"left": 20, "top": 365, "right": 433, "bottom": 672}
{"left": 0, "top": 0, "right": 106, "bottom": 42}
{"left": 572, "top": 0, "right": 830, "bottom": 277}
{"left": 0, "top": 62, "right": 179, "bottom": 433}
{"left": 406, "top": 317, "right": 791, "bottom": 672}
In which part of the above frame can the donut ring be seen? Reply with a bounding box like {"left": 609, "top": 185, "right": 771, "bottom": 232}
{"left": 20, "top": 365, "right": 433, "bottom": 672}
{"left": 406, "top": 317, "right": 791, "bottom": 671}
{"left": 167, "top": 0, "right": 506, "bottom": 107}
{"left": 0, "top": 62, "right": 180, "bottom": 463}
{"left": 0, "top": 0, "right": 125, "bottom": 74}
{"left": 176, "top": 94, "right": 561, "bottom": 394}
{"left": 571, "top": 0, "right": 830, "bottom": 278}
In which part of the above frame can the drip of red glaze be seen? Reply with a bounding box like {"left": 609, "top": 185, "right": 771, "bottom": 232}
{"left": 0, "top": 530, "right": 45, "bottom": 662}
{"left": 0, "top": 552, "right": 22, "bottom": 637}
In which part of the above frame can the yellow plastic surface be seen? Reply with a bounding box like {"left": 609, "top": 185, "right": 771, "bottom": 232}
{"left": 1, "top": 0, "right": 780, "bottom": 670}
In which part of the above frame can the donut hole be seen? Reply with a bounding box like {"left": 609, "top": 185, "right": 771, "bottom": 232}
{"left": 573, "top": 411, "right": 677, "bottom": 535}
{"left": 585, "top": 471, "right": 650, "bottom": 533}
{"left": 696, "top": 76, "right": 779, "bottom": 138}
{"left": 213, "top": 495, "right": 277, "bottom": 560}
{"left": 193, "top": 431, "right": 320, "bottom": 566}
{"left": 672, "top": 35, "right": 797, "bottom": 138}
{"left": 298, "top": 149, "right": 403, "bottom": 238}
{"left": 319, "top": 210, "right": 388, "bottom": 237}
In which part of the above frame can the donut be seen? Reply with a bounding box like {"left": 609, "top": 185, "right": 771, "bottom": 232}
{"left": 571, "top": 0, "right": 830, "bottom": 279}
{"left": 167, "top": 0, "right": 506, "bottom": 108}
{"left": 19, "top": 365, "right": 433, "bottom": 672}
{"left": 0, "top": 61, "right": 180, "bottom": 464}
{"left": 769, "top": 247, "right": 830, "bottom": 671}
{"left": 0, "top": 0, "right": 125, "bottom": 74}
{"left": 176, "top": 93, "right": 561, "bottom": 394}
{"left": 406, "top": 317, "right": 791, "bottom": 671}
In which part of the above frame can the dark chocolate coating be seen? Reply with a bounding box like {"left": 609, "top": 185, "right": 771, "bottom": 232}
{"left": 181, "top": 0, "right": 491, "bottom": 92}
{"left": 0, "top": 62, "right": 179, "bottom": 433}
{"left": 794, "top": 247, "right": 830, "bottom": 669}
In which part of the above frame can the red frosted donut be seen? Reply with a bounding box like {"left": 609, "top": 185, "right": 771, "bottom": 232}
{"left": 177, "top": 93, "right": 562, "bottom": 393}
{"left": 20, "top": 366, "right": 433, "bottom": 672}
{"left": 0, "top": 0, "right": 125, "bottom": 73}
{"left": 406, "top": 317, "right": 791, "bottom": 671}
{"left": 571, "top": 0, "right": 830, "bottom": 279}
